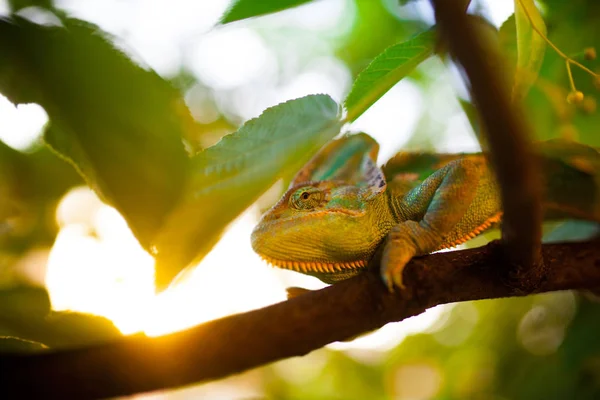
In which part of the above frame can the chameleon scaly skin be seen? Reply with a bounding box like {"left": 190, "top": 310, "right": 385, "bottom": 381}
{"left": 251, "top": 133, "right": 600, "bottom": 291}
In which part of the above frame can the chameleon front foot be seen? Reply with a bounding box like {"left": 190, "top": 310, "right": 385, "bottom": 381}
{"left": 380, "top": 220, "right": 441, "bottom": 292}
{"left": 380, "top": 222, "right": 420, "bottom": 292}
{"left": 380, "top": 259, "right": 407, "bottom": 292}
{"left": 380, "top": 248, "right": 414, "bottom": 292}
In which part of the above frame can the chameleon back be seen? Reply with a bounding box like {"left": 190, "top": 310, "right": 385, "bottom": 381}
{"left": 383, "top": 140, "right": 600, "bottom": 223}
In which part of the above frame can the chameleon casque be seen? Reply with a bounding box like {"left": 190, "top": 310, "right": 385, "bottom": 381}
{"left": 251, "top": 133, "right": 600, "bottom": 291}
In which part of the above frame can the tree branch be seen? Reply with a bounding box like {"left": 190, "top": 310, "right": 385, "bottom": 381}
{"left": 1, "top": 240, "right": 599, "bottom": 399}
{"left": 429, "top": 0, "right": 544, "bottom": 283}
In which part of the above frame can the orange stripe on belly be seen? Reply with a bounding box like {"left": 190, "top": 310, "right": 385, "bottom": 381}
{"left": 438, "top": 212, "right": 503, "bottom": 250}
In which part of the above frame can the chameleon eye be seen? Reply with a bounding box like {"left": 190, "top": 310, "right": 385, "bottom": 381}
{"left": 290, "top": 188, "right": 324, "bottom": 210}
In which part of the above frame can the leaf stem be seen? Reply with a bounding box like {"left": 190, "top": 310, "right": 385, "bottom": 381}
{"left": 566, "top": 60, "right": 577, "bottom": 91}
{"left": 516, "top": 0, "right": 599, "bottom": 78}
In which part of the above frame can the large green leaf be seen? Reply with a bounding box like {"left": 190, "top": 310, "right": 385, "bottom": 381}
{"left": 0, "top": 17, "right": 191, "bottom": 249}
{"left": 221, "top": 0, "right": 315, "bottom": 24}
{"left": 344, "top": 29, "right": 437, "bottom": 122}
{"left": 513, "top": 0, "right": 547, "bottom": 101}
{"left": 153, "top": 94, "right": 342, "bottom": 288}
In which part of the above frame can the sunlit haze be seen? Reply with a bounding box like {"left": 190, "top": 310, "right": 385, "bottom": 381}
{"left": 0, "top": 0, "right": 514, "bottom": 351}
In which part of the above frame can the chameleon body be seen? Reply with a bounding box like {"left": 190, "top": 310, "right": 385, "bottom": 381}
{"left": 251, "top": 133, "right": 600, "bottom": 290}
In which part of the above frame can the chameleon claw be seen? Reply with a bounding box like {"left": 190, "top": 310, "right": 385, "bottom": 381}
{"left": 380, "top": 263, "right": 407, "bottom": 293}
{"left": 381, "top": 270, "right": 395, "bottom": 293}
{"left": 381, "top": 240, "right": 411, "bottom": 293}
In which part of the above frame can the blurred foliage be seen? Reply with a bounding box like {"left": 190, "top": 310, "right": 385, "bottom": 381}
{"left": 0, "top": 141, "right": 80, "bottom": 282}
{"left": 513, "top": 0, "right": 547, "bottom": 101}
{"left": 0, "top": 286, "right": 120, "bottom": 351}
{"left": 0, "top": 0, "right": 598, "bottom": 397}
{"left": 518, "top": 0, "right": 600, "bottom": 145}
{"left": 0, "top": 336, "right": 47, "bottom": 353}
{"left": 7, "top": 0, "right": 53, "bottom": 12}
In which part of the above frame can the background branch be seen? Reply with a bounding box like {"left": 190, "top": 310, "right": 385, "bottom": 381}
{"left": 1, "top": 240, "right": 600, "bottom": 399}
{"left": 430, "top": 0, "right": 544, "bottom": 283}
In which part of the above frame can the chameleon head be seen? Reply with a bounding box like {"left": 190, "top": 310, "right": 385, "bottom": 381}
{"left": 251, "top": 180, "right": 391, "bottom": 283}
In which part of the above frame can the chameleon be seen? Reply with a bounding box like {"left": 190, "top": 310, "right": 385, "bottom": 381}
{"left": 251, "top": 133, "right": 600, "bottom": 291}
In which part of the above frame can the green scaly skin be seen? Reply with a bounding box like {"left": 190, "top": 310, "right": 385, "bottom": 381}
{"left": 251, "top": 133, "right": 600, "bottom": 291}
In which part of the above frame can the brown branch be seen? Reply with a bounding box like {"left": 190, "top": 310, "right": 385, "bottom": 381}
{"left": 1, "top": 240, "right": 600, "bottom": 399}
{"left": 430, "top": 1, "right": 544, "bottom": 284}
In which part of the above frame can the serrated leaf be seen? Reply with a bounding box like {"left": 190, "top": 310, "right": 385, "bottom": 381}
{"left": 513, "top": 0, "right": 547, "bottom": 101}
{"left": 0, "top": 17, "right": 191, "bottom": 249}
{"left": 344, "top": 29, "right": 437, "bottom": 122}
{"left": 153, "top": 94, "right": 342, "bottom": 288}
{"left": 221, "top": 0, "right": 315, "bottom": 24}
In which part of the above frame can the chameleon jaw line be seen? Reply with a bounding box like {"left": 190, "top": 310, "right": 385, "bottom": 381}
{"left": 258, "top": 254, "right": 368, "bottom": 274}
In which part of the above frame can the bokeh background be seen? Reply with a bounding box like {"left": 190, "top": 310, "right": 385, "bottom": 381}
{"left": 1, "top": 0, "right": 599, "bottom": 398}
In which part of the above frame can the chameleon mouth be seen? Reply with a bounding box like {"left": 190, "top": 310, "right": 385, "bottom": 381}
{"left": 258, "top": 254, "right": 368, "bottom": 274}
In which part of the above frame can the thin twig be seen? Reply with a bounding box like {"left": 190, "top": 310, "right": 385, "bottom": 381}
{"left": 566, "top": 60, "right": 577, "bottom": 92}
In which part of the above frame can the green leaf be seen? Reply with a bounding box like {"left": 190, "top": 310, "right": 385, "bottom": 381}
{"left": 513, "top": 0, "right": 547, "bottom": 101}
{"left": 0, "top": 17, "right": 191, "bottom": 249}
{"left": 344, "top": 29, "right": 437, "bottom": 122}
{"left": 0, "top": 286, "right": 121, "bottom": 348}
{"left": 8, "top": 0, "right": 53, "bottom": 11}
{"left": 0, "top": 336, "right": 47, "bottom": 353}
{"left": 152, "top": 94, "right": 342, "bottom": 288}
{"left": 221, "top": 0, "right": 315, "bottom": 24}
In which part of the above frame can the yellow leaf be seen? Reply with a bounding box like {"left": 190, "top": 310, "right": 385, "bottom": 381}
{"left": 513, "top": 0, "right": 547, "bottom": 101}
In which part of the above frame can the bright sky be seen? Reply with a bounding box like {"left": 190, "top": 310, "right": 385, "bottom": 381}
{"left": 0, "top": 0, "right": 515, "bottom": 353}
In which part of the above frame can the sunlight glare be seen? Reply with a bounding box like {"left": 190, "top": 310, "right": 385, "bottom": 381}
{"left": 47, "top": 192, "right": 155, "bottom": 334}
{"left": 351, "top": 80, "right": 423, "bottom": 162}
{"left": 46, "top": 187, "right": 288, "bottom": 336}
{"left": 189, "top": 27, "right": 276, "bottom": 90}
{"left": 483, "top": 0, "right": 515, "bottom": 27}
{"left": 56, "top": 0, "right": 230, "bottom": 75}
{"left": 46, "top": 187, "right": 443, "bottom": 351}
{"left": 0, "top": 95, "right": 48, "bottom": 150}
